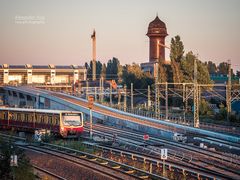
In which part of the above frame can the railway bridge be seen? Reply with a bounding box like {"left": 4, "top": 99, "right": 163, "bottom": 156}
{"left": 1, "top": 86, "right": 239, "bottom": 143}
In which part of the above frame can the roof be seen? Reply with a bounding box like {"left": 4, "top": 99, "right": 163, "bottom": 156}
{"left": 147, "top": 16, "right": 168, "bottom": 36}
{"left": 0, "top": 107, "right": 82, "bottom": 114}
{"left": 32, "top": 65, "right": 49, "bottom": 69}
{"left": 8, "top": 65, "right": 26, "bottom": 69}
{"left": 149, "top": 16, "right": 166, "bottom": 28}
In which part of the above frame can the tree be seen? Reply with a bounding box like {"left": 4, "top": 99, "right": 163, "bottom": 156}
{"left": 85, "top": 60, "right": 103, "bottom": 80}
{"left": 96, "top": 61, "right": 102, "bottom": 79}
{"left": 0, "top": 138, "right": 35, "bottom": 180}
{"left": 169, "top": 35, "right": 184, "bottom": 83}
{"left": 217, "top": 62, "right": 228, "bottom": 75}
{"left": 236, "top": 71, "right": 240, "bottom": 78}
{"left": 101, "top": 63, "right": 106, "bottom": 79}
{"left": 181, "top": 51, "right": 212, "bottom": 84}
{"left": 199, "top": 99, "right": 212, "bottom": 115}
{"left": 170, "top": 35, "right": 184, "bottom": 63}
{"left": 122, "top": 63, "right": 154, "bottom": 89}
{"left": 205, "top": 61, "right": 217, "bottom": 74}
{"left": 106, "top": 57, "right": 120, "bottom": 81}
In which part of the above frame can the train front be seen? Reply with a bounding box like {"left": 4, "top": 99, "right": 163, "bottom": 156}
{"left": 60, "top": 112, "right": 83, "bottom": 138}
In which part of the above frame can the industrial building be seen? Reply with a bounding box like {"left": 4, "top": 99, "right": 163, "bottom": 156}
{"left": 0, "top": 64, "right": 87, "bottom": 85}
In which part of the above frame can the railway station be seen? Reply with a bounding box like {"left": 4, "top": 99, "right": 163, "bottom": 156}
{"left": 0, "top": 64, "right": 87, "bottom": 85}
{"left": 1, "top": 1, "right": 240, "bottom": 179}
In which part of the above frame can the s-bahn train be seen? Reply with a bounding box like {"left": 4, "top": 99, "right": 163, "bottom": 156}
{"left": 0, "top": 107, "right": 83, "bottom": 138}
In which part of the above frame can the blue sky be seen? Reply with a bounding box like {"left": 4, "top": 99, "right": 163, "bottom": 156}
{"left": 0, "top": 0, "right": 239, "bottom": 71}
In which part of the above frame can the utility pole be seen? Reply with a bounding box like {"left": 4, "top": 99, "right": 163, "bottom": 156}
{"left": 110, "top": 83, "right": 112, "bottom": 107}
{"left": 94, "top": 87, "right": 97, "bottom": 102}
{"left": 131, "top": 83, "right": 133, "bottom": 111}
{"left": 183, "top": 84, "right": 188, "bottom": 124}
{"left": 165, "top": 82, "right": 168, "bottom": 120}
{"left": 118, "top": 90, "right": 121, "bottom": 109}
{"left": 226, "top": 60, "right": 232, "bottom": 121}
{"left": 101, "top": 76, "right": 104, "bottom": 103}
{"left": 86, "top": 80, "right": 89, "bottom": 99}
{"left": 155, "top": 81, "right": 160, "bottom": 119}
{"left": 91, "top": 30, "right": 96, "bottom": 81}
{"left": 193, "top": 59, "right": 199, "bottom": 128}
{"left": 88, "top": 96, "right": 94, "bottom": 139}
{"left": 124, "top": 84, "right": 127, "bottom": 112}
{"left": 78, "top": 81, "right": 81, "bottom": 97}
{"left": 99, "top": 78, "right": 101, "bottom": 102}
{"left": 148, "top": 85, "right": 151, "bottom": 110}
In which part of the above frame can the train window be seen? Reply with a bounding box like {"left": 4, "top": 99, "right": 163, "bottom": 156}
{"left": 17, "top": 113, "right": 21, "bottom": 121}
{"left": 27, "top": 113, "right": 32, "bottom": 123}
{"left": 4, "top": 112, "right": 8, "bottom": 119}
{"left": 21, "top": 114, "right": 24, "bottom": 122}
{"left": 62, "top": 113, "right": 81, "bottom": 126}
{"left": 48, "top": 116, "right": 52, "bottom": 124}
{"left": 37, "top": 114, "right": 41, "bottom": 123}
{"left": 25, "top": 114, "right": 28, "bottom": 122}
{"left": 44, "top": 115, "right": 48, "bottom": 124}
{"left": 54, "top": 115, "right": 59, "bottom": 125}
{"left": 10, "top": 112, "right": 17, "bottom": 121}
{"left": 0, "top": 111, "right": 4, "bottom": 120}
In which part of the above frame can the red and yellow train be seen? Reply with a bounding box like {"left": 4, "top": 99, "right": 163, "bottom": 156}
{"left": 0, "top": 107, "right": 84, "bottom": 138}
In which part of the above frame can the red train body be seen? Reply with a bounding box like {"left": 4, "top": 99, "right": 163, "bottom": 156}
{"left": 0, "top": 107, "right": 84, "bottom": 138}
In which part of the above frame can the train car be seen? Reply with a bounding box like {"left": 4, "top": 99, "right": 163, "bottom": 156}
{"left": 0, "top": 107, "right": 83, "bottom": 138}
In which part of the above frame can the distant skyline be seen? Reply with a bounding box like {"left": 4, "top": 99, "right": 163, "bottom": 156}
{"left": 0, "top": 0, "right": 239, "bottom": 71}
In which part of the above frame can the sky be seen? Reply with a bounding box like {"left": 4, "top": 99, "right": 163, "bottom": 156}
{"left": 0, "top": 0, "right": 240, "bottom": 71}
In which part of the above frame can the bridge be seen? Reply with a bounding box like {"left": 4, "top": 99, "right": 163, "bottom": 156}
{"left": 1, "top": 85, "right": 239, "bottom": 143}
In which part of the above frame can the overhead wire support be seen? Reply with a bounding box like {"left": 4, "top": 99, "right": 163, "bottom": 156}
{"left": 155, "top": 79, "right": 160, "bottom": 119}
{"left": 226, "top": 59, "right": 232, "bottom": 121}
{"left": 110, "top": 83, "right": 112, "bottom": 106}
{"left": 148, "top": 85, "right": 151, "bottom": 110}
{"left": 193, "top": 59, "right": 199, "bottom": 128}
{"left": 131, "top": 83, "right": 133, "bottom": 110}
{"left": 124, "top": 84, "right": 127, "bottom": 112}
{"left": 165, "top": 82, "right": 168, "bottom": 120}
{"left": 86, "top": 79, "right": 89, "bottom": 99}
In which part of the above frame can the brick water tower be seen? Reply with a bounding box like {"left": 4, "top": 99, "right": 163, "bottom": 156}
{"left": 147, "top": 16, "right": 168, "bottom": 62}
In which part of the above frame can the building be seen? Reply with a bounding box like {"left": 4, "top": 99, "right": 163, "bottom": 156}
{"left": 0, "top": 64, "right": 87, "bottom": 85}
{"left": 141, "top": 16, "right": 168, "bottom": 77}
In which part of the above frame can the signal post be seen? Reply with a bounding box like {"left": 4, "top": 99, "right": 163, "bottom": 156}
{"left": 88, "top": 95, "right": 94, "bottom": 139}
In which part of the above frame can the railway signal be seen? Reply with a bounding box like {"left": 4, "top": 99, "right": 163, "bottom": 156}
{"left": 88, "top": 95, "right": 94, "bottom": 109}
{"left": 88, "top": 95, "right": 94, "bottom": 139}
{"left": 143, "top": 134, "right": 149, "bottom": 141}
{"left": 161, "top": 148, "right": 168, "bottom": 177}
{"left": 161, "top": 148, "right": 168, "bottom": 160}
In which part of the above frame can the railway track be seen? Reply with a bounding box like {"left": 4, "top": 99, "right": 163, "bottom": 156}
{"left": 84, "top": 124, "right": 240, "bottom": 179}
{"left": 25, "top": 145, "right": 142, "bottom": 180}
{"left": 0, "top": 132, "right": 166, "bottom": 180}
{"left": 33, "top": 165, "right": 67, "bottom": 180}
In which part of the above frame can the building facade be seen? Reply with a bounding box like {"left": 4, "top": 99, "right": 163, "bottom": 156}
{"left": 0, "top": 64, "right": 87, "bottom": 85}
{"left": 141, "top": 16, "right": 168, "bottom": 77}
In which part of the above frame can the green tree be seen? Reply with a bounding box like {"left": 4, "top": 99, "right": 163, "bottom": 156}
{"left": 101, "top": 63, "right": 106, "bottom": 79}
{"left": 181, "top": 51, "right": 212, "bottom": 84}
{"left": 199, "top": 99, "right": 212, "bottom": 115}
{"left": 122, "top": 63, "right": 154, "bottom": 89}
{"left": 0, "top": 138, "right": 35, "bottom": 180}
{"left": 169, "top": 35, "right": 184, "bottom": 83}
{"left": 205, "top": 61, "right": 217, "bottom": 74}
{"left": 106, "top": 57, "right": 120, "bottom": 81}
{"left": 236, "top": 71, "right": 240, "bottom": 78}
{"left": 85, "top": 60, "right": 103, "bottom": 80}
{"left": 96, "top": 61, "right": 103, "bottom": 79}
{"left": 170, "top": 35, "right": 184, "bottom": 63}
{"left": 217, "top": 62, "right": 228, "bottom": 75}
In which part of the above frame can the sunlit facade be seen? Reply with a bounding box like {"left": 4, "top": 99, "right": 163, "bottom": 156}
{"left": 0, "top": 64, "right": 87, "bottom": 85}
